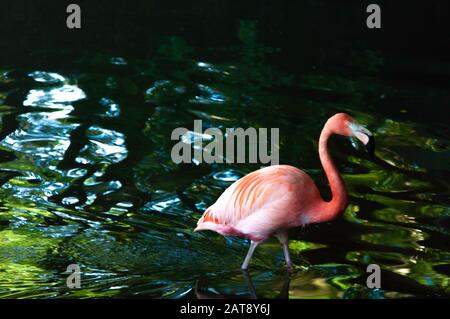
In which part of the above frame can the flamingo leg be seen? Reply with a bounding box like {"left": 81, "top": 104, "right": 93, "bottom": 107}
{"left": 278, "top": 272, "right": 291, "bottom": 299}
{"left": 241, "top": 270, "right": 257, "bottom": 299}
{"left": 241, "top": 241, "right": 258, "bottom": 270}
{"left": 276, "top": 231, "right": 293, "bottom": 272}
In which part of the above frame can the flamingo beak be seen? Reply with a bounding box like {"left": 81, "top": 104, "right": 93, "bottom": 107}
{"left": 348, "top": 122, "right": 375, "bottom": 158}
{"left": 365, "top": 135, "right": 375, "bottom": 158}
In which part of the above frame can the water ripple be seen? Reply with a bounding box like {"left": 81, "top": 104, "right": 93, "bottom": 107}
{"left": 23, "top": 85, "right": 86, "bottom": 108}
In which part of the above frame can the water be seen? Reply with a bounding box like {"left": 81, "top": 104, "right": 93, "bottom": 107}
{"left": 0, "top": 31, "right": 449, "bottom": 298}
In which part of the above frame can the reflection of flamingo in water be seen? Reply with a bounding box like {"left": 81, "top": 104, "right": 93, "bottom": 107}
{"left": 195, "top": 270, "right": 290, "bottom": 299}
{"left": 195, "top": 113, "right": 375, "bottom": 271}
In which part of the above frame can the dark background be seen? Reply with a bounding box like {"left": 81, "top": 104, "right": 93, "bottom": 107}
{"left": 1, "top": 1, "right": 449, "bottom": 71}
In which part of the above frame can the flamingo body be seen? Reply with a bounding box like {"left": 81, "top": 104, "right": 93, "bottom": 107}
{"left": 195, "top": 165, "right": 321, "bottom": 242}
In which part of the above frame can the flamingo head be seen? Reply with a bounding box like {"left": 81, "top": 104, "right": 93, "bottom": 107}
{"left": 328, "top": 113, "right": 375, "bottom": 157}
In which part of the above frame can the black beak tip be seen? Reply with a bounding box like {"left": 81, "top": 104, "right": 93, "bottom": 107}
{"left": 365, "top": 135, "right": 375, "bottom": 158}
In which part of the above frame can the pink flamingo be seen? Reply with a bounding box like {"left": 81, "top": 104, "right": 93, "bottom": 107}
{"left": 195, "top": 113, "right": 375, "bottom": 271}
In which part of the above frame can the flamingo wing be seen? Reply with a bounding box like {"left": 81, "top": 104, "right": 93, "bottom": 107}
{"left": 195, "top": 165, "right": 316, "bottom": 236}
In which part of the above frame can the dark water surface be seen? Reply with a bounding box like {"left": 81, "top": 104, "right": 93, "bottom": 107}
{"left": 0, "top": 10, "right": 449, "bottom": 298}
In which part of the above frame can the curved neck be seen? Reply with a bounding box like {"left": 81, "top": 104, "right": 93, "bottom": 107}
{"left": 312, "top": 127, "right": 348, "bottom": 223}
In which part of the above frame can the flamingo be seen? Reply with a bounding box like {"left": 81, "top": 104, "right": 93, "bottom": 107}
{"left": 194, "top": 113, "right": 375, "bottom": 271}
